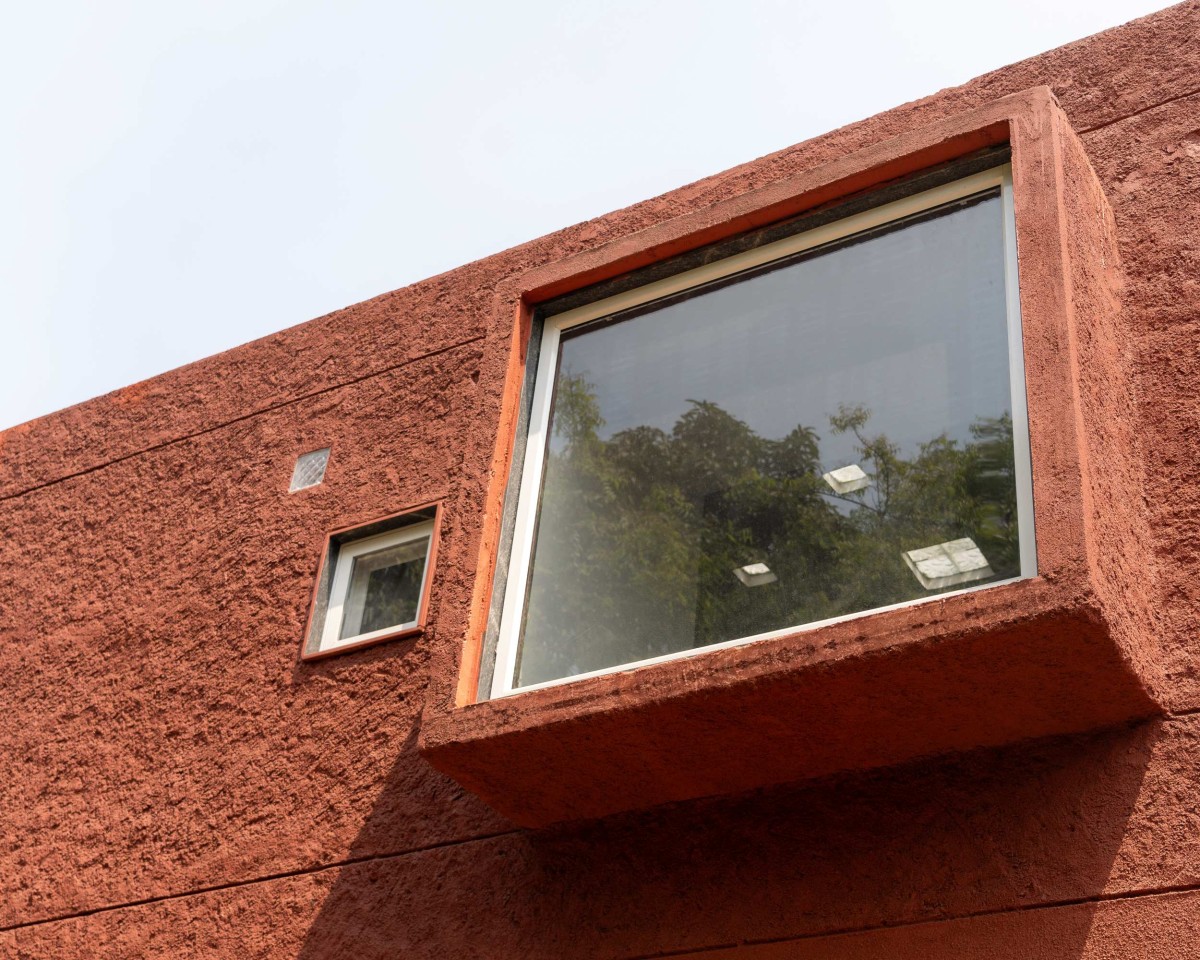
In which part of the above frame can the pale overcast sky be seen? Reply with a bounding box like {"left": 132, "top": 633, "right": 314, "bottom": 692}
{"left": 0, "top": 0, "right": 1172, "bottom": 432}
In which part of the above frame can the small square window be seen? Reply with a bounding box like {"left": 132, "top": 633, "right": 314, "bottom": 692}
{"left": 489, "top": 164, "right": 1035, "bottom": 696}
{"left": 302, "top": 507, "right": 439, "bottom": 660}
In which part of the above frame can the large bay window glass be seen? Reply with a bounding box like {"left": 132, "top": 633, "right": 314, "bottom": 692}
{"left": 491, "top": 166, "right": 1034, "bottom": 695}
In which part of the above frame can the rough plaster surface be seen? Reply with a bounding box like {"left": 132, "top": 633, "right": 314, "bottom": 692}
{"left": 2, "top": 2, "right": 1200, "bottom": 956}
{"left": 1080, "top": 89, "right": 1200, "bottom": 711}
{"left": 5, "top": 717, "right": 1200, "bottom": 957}
{"left": 0, "top": 345, "right": 510, "bottom": 929}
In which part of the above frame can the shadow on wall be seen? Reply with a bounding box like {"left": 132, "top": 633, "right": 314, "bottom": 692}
{"left": 292, "top": 707, "right": 1160, "bottom": 959}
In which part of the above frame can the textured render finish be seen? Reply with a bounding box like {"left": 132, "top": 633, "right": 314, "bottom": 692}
{"left": 2, "top": 3, "right": 1200, "bottom": 957}
{"left": 6, "top": 717, "right": 1200, "bottom": 957}
{"left": 1080, "top": 89, "right": 1200, "bottom": 712}
{"left": 417, "top": 87, "right": 1164, "bottom": 826}
{"left": 0, "top": 346, "right": 509, "bottom": 929}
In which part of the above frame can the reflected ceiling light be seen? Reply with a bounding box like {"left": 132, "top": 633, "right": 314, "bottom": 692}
{"left": 734, "top": 562, "right": 778, "bottom": 587}
{"left": 822, "top": 464, "right": 870, "bottom": 494}
{"left": 903, "top": 537, "right": 994, "bottom": 591}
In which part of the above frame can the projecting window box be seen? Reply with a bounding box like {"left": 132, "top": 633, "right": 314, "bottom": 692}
{"left": 419, "top": 89, "right": 1160, "bottom": 828}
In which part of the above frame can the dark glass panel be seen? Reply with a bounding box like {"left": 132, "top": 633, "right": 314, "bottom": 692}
{"left": 341, "top": 539, "right": 428, "bottom": 640}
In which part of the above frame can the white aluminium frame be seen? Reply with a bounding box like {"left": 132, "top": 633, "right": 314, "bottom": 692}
{"left": 317, "top": 520, "right": 435, "bottom": 654}
{"left": 490, "top": 165, "right": 1036, "bottom": 699}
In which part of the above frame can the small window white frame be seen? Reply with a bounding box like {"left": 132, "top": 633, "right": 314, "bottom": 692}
{"left": 317, "top": 520, "right": 435, "bottom": 655}
{"left": 490, "top": 165, "right": 1036, "bottom": 699}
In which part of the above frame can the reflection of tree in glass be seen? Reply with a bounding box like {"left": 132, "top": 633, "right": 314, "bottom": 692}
{"left": 819, "top": 404, "right": 1019, "bottom": 617}
{"left": 519, "top": 372, "right": 1020, "bottom": 683}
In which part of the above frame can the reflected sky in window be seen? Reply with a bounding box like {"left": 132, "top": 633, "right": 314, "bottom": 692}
{"left": 555, "top": 195, "right": 1010, "bottom": 469}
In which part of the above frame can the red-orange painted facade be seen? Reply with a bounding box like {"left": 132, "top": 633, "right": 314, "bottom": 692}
{"left": 3, "top": 4, "right": 1200, "bottom": 956}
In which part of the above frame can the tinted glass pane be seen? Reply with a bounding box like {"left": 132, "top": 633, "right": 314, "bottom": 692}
{"left": 514, "top": 192, "right": 1026, "bottom": 688}
{"left": 340, "top": 538, "right": 428, "bottom": 639}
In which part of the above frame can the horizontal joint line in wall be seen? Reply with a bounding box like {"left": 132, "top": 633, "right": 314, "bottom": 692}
{"left": 1077, "top": 83, "right": 1200, "bottom": 135}
{"left": 0, "top": 335, "right": 486, "bottom": 505}
{"left": 625, "top": 883, "right": 1200, "bottom": 959}
{"left": 0, "top": 827, "right": 520, "bottom": 935}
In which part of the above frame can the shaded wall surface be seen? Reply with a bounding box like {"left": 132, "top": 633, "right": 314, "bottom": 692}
{"left": 2, "top": 3, "right": 1200, "bottom": 956}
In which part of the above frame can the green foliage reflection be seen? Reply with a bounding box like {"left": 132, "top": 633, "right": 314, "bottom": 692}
{"left": 517, "top": 373, "right": 1021, "bottom": 685}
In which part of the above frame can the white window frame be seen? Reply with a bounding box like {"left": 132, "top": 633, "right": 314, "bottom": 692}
{"left": 317, "top": 520, "right": 435, "bottom": 655}
{"left": 491, "top": 165, "right": 1036, "bottom": 699}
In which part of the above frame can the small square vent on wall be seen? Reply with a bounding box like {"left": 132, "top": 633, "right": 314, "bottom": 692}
{"left": 290, "top": 448, "right": 331, "bottom": 492}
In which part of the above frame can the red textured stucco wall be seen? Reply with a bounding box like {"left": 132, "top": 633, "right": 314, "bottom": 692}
{"left": 2, "top": 3, "right": 1200, "bottom": 956}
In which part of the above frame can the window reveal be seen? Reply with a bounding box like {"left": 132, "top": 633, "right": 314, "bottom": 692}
{"left": 302, "top": 509, "right": 439, "bottom": 660}
{"left": 493, "top": 167, "right": 1034, "bottom": 694}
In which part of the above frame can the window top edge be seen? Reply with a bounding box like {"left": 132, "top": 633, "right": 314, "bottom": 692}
{"left": 535, "top": 148, "right": 1012, "bottom": 324}
{"left": 546, "top": 165, "right": 1011, "bottom": 336}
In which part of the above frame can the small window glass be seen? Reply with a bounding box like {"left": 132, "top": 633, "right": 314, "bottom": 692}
{"left": 337, "top": 535, "right": 429, "bottom": 641}
{"left": 492, "top": 166, "right": 1034, "bottom": 695}
{"left": 305, "top": 514, "right": 437, "bottom": 659}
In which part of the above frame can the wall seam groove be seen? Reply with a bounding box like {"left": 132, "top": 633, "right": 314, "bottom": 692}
{"left": 3, "top": 77, "right": 1195, "bottom": 509}
{"left": 625, "top": 883, "right": 1200, "bottom": 959}
{"left": 6, "top": 848, "right": 1200, "bottom": 942}
{"left": 0, "top": 827, "right": 521, "bottom": 935}
{"left": 1076, "top": 82, "right": 1200, "bottom": 135}
{"left": 0, "top": 334, "right": 486, "bottom": 506}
